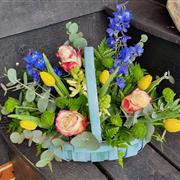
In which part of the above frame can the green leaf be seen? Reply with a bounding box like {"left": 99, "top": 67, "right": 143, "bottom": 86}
{"left": 111, "top": 114, "right": 122, "bottom": 127}
{"left": 8, "top": 114, "right": 40, "bottom": 123}
{"left": 7, "top": 68, "right": 17, "bottom": 84}
{"left": 1, "top": 107, "right": 10, "bottom": 115}
{"left": 73, "top": 38, "right": 87, "bottom": 49}
{"left": 36, "top": 158, "right": 51, "bottom": 168}
{"left": 106, "top": 127, "right": 119, "bottom": 138}
{"left": 141, "top": 34, "right": 148, "bottom": 43}
{"left": 40, "top": 150, "right": 54, "bottom": 161}
{"left": 37, "top": 97, "right": 49, "bottom": 113}
{"left": 145, "top": 122, "right": 155, "bottom": 143}
{"left": 23, "top": 72, "right": 28, "bottom": 85}
{"left": 32, "top": 130, "right": 43, "bottom": 143}
{"left": 52, "top": 138, "right": 64, "bottom": 147}
{"left": 10, "top": 132, "right": 21, "bottom": 143}
{"left": 66, "top": 21, "right": 72, "bottom": 29}
{"left": 1, "top": 83, "right": 7, "bottom": 96}
{"left": 99, "top": 67, "right": 119, "bottom": 97}
{"left": 25, "top": 86, "right": 36, "bottom": 102}
{"left": 69, "top": 33, "right": 79, "bottom": 42}
{"left": 40, "top": 110, "right": 55, "bottom": 129}
{"left": 23, "top": 130, "right": 33, "bottom": 139}
{"left": 68, "top": 23, "right": 78, "bottom": 34}
{"left": 118, "top": 151, "right": 124, "bottom": 168}
{"left": 71, "top": 132, "right": 100, "bottom": 151}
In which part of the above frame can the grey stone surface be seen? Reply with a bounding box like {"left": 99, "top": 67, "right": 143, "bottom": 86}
{"left": 0, "top": 0, "right": 110, "bottom": 38}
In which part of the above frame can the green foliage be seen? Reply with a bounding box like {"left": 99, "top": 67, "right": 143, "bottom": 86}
{"left": 4, "top": 97, "right": 19, "bottom": 113}
{"left": 66, "top": 67, "right": 86, "bottom": 97}
{"left": 7, "top": 68, "right": 17, "bottom": 84}
{"left": 99, "top": 95, "right": 111, "bottom": 117}
{"left": 105, "top": 127, "right": 119, "bottom": 138}
{"left": 94, "top": 38, "right": 115, "bottom": 69}
{"left": 162, "top": 87, "right": 175, "bottom": 103}
{"left": 111, "top": 114, "right": 123, "bottom": 127}
{"left": 118, "top": 151, "right": 124, "bottom": 168}
{"left": 37, "top": 90, "right": 50, "bottom": 112}
{"left": 66, "top": 22, "right": 87, "bottom": 49}
{"left": 129, "top": 63, "right": 146, "bottom": 82}
{"left": 40, "top": 110, "right": 55, "bottom": 129}
{"left": 25, "top": 86, "right": 36, "bottom": 102}
{"left": 131, "top": 122, "right": 147, "bottom": 139}
{"left": 8, "top": 119, "right": 22, "bottom": 133}
{"left": 55, "top": 95, "right": 88, "bottom": 115}
{"left": 70, "top": 131, "right": 100, "bottom": 150}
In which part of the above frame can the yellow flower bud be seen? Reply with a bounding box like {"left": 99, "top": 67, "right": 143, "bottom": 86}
{"left": 164, "top": 119, "right": 180, "bottom": 133}
{"left": 138, "top": 75, "right": 152, "bottom": 90}
{"left": 40, "top": 72, "right": 55, "bottom": 86}
{"left": 99, "top": 70, "right": 110, "bottom": 85}
{"left": 20, "top": 120, "right": 37, "bottom": 130}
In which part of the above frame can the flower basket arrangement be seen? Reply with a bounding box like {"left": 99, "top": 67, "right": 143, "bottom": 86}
{"left": 0, "top": 3, "right": 180, "bottom": 170}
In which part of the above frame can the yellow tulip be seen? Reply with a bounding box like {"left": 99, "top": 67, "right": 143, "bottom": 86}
{"left": 20, "top": 120, "right": 37, "bottom": 130}
{"left": 138, "top": 75, "right": 152, "bottom": 90}
{"left": 99, "top": 70, "right": 110, "bottom": 85}
{"left": 40, "top": 72, "right": 55, "bottom": 86}
{"left": 164, "top": 119, "right": 180, "bottom": 133}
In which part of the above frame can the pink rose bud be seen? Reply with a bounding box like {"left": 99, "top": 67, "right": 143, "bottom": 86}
{"left": 56, "top": 45, "right": 81, "bottom": 72}
{"left": 55, "top": 110, "right": 88, "bottom": 136}
{"left": 121, "top": 89, "right": 151, "bottom": 114}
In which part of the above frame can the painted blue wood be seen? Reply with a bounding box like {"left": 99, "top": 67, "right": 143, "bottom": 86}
{"left": 84, "top": 47, "right": 102, "bottom": 142}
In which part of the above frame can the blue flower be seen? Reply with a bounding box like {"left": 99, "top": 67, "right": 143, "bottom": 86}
{"left": 119, "top": 47, "right": 132, "bottom": 62}
{"left": 116, "top": 78, "right": 125, "bottom": 89}
{"left": 134, "top": 45, "right": 144, "bottom": 56}
{"left": 26, "top": 64, "right": 40, "bottom": 81}
{"left": 53, "top": 66, "right": 66, "bottom": 77}
{"left": 118, "top": 65, "right": 128, "bottom": 75}
{"left": 106, "top": 37, "right": 116, "bottom": 49}
{"left": 106, "top": 28, "right": 114, "bottom": 37}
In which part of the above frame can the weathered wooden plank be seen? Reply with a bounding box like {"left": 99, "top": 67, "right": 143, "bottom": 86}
{"left": 151, "top": 133, "right": 180, "bottom": 170}
{"left": 2, "top": 132, "right": 107, "bottom": 180}
{"left": 106, "top": 0, "right": 180, "bottom": 45}
{"left": 97, "top": 145, "right": 180, "bottom": 180}
{"left": 0, "top": 134, "right": 9, "bottom": 165}
{"left": 0, "top": 0, "right": 110, "bottom": 39}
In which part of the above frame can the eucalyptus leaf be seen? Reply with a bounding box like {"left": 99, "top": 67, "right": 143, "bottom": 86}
{"left": 73, "top": 38, "right": 87, "bottom": 49}
{"left": 1, "top": 107, "right": 9, "bottom": 115}
{"left": 1, "top": 83, "right": 7, "bottom": 96}
{"left": 36, "top": 158, "right": 51, "bottom": 168}
{"left": 40, "top": 150, "right": 54, "bottom": 161}
{"left": 10, "top": 132, "right": 21, "bottom": 143}
{"left": 47, "top": 102, "right": 56, "bottom": 111}
{"left": 32, "top": 130, "right": 43, "bottom": 143}
{"left": 25, "top": 87, "right": 36, "bottom": 102}
{"left": 69, "top": 33, "right": 79, "bottom": 42}
{"left": 7, "top": 68, "right": 17, "bottom": 84}
{"left": 52, "top": 138, "right": 64, "bottom": 147}
{"left": 17, "top": 134, "right": 25, "bottom": 144}
{"left": 23, "top": 72, "right": 28, "bottom": 85}
{"left": 145, "top": 123, "right": 155, "bottom": 143}
{"left": 66, "top": 21, "right": 72, "bottom": 29}
{"left": 71, "top": 131, "right": 100, "bottom": 151}
{"left": 169, "top": 75, "right": 175, "bottom": 84}
{"left": 38, "top": 97, "right": 49, "bottom": 113}
{"left": 23, "top": 130, "right": 33, "bottom": 139}
{"left": 141, "top": 34, "right": 148, "bottom": 43}
{"left": 54, "top": 155, "right": 62, "bottom": 162}
{"left": 68, "top": 23, "right": 78, "bottom": 34}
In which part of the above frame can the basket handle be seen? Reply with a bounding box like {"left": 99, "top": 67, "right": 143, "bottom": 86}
{"left": 84, "top": 47, "right": 102, "bottom": 143}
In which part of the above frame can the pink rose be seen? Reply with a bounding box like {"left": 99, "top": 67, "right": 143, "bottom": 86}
{"left": 55, "top": 110, "right": 88, "bottom": 136}
{"left": 121, "top": 89, "right": 151, "bottom": 114}
{"left": 56, "top": 45, "right": 81, "bottom": 72}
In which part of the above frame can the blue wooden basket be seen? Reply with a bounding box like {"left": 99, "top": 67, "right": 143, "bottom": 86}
{"left": 49, "top": 47, "right": 146, "bottom": 162}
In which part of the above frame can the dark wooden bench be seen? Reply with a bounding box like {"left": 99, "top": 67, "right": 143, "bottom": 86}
{"left": 0, "top": 0, "right": 180, "bottom": 179}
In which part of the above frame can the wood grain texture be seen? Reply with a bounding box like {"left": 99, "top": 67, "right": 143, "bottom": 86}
{"left": 97, "top": 145, "right": 180, "bottom": 180}
{"left": 0, "top": 0, "right": 110, "bottom": 39}
{"left": 106, "top": 0, "right": 180, "bottom": 45}
{"left": 151, "top": 133, "right": 180, "bottom": 170}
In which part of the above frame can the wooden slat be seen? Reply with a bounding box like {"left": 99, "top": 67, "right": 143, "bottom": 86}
{"left": 0, "top": 134, "right": 9, "bottom": 165}
{"left": 97, "top": 145, "right": 180, "bottom": 180}
{"left": 0, "top": 0, "right": 110, "bottom": 39}
{"left": 151, "top": 133, "right": 180, "bottom": 170}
